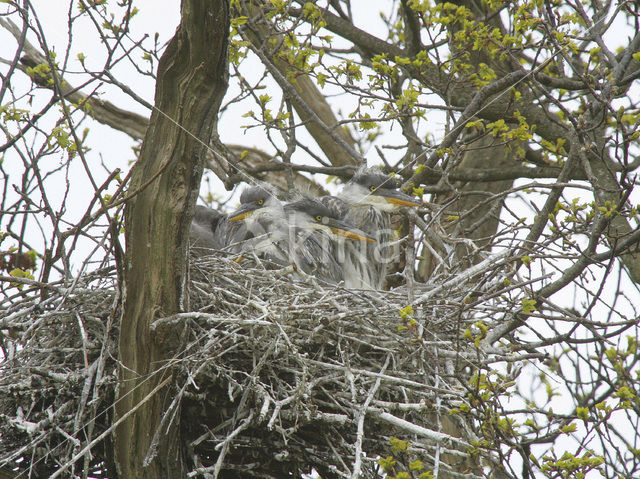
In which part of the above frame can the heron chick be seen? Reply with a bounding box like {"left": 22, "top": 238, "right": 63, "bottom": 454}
{"left": 281, "top": 197, "right": 374, "bottom": 284}
{"left": 329, "top": 168, "right": 422, "bottom": 290}
{"left": 189, "top": 185, "right": 280, "bottom": 254}
{"left": 226, "top": 185, "right": 287, "bottom": 263}
{"left": 189, "top": 205, "right": 226, "bottom": 252}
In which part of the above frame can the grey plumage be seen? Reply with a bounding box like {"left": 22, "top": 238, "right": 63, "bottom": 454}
{"left": 245, "top": 196, "right": 373, "bottom": 284}
{"left": 189, "top": 170, "right": 415, "bottom": 289}
{"left": 189, "top": 185, "right": 280, "bottom": 253}
{"left": 190, "top": 205, "right": 227, "bottom": 251}
{"left": 330, "top": 168, "right": 421, "bottom": 290}
{"left": 283, "top": 198, "right": 348, "bottom": 284}
{"left": 227, "top": 186, "right": 281, "bottom": 252}
{"left": 319, "top": 194, "right": 349, "bottom": 219}
{"left": 346, "top": 203, "right": 392, "bottom": 290}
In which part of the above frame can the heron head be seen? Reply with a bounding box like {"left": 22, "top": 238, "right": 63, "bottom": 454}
{"left": 345, "top": 169, "right": 422, "bottom": 211}
{"left": 228, "top": 186, "right": 279, "bottom": 222}
{"left": 285, "top": 198, "right": 375, "bottom": 242}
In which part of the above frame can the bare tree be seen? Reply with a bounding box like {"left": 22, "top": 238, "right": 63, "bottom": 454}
{"left": 1, "top": 1, "right": 640, "bottom": 478}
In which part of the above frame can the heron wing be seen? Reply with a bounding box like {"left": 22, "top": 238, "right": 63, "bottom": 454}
{"left": 319, "top": 195, "right": 348, "bottom": 219}
{"left": 342, "top": 205, "right": 392, "bottom": 289}
{"left": 191, "top": 205, "right": 227, "bottom": 250}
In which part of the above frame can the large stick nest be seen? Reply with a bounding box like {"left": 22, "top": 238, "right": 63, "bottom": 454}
{"left": 1, "top": 252, "right": 515, "bottom": 478}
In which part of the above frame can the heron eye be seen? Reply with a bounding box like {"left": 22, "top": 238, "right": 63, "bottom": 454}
{"left": 257, "top": 199, "right": 264, "bottom": 205}
{"left": 315, "top": 215, "right": 323, "bottom": 222}
{"left": 369, "top": 185, "right": 376, "bottom": 192}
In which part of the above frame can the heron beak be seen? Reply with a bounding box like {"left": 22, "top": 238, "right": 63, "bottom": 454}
{"left": 380, "top": 189, "right": 422, "bottom": 207}
{"left": 327, "top": 219, "right": 376, "bottom": 242}
{"left": 228, "top": 211, "right": 252, "bottom": 222}
{"left": 228, "top": 204, "right": 258, "bottom": 222}
{"left": 333, "top": 228, "right": 376, "bottom": 242}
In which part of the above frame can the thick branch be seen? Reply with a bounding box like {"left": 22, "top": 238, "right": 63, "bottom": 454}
{"left": 115, "top": 2, "right": 230, "bottom": 477}
{"left": 240, "top": 2, "right": 360, "bottom": 165}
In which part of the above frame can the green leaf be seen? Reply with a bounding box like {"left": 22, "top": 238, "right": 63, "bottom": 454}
{"left": 377, "top": 456, "right": 396, "bottom": 473}
{"left": 398, "top": 305, "right": 414, "bottom": 319}
{"left": 9, "top": 268, "right": 33, "bottom": 279}
{"left": 576, "top": 407, "right": 589, "bottom": 421}
{"left": 389, "top": 436, "right": 409, "bottom": 452}
{"left": 521, "top": 298, "right": 537, "bottom": 314}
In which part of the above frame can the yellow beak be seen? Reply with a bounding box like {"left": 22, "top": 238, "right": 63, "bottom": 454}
{"left": 331, "top": 228, "right": 376, "bottom": 242}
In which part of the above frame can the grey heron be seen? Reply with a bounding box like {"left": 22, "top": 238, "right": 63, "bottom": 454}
{"left": 227, "top": 185, "right": 282, "bottom": 251}
{"left": 281, "top": 197, "right": 375, "bottom": 284}
{"left": 190, "top": 184, "right": 380, "bottom": 287}
{"left": 323, "top": 168, "right": 422, "bottom": 289}
{"left": 189, "top": 205, "right": 226, "bottom": 251}
{"left": 189, "top": 185, "right": 280, "bottom": 253}
{"left": 230, "top": 196, "right": 373, "bottom": 284}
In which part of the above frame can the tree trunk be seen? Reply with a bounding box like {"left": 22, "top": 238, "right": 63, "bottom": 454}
{"left": 418, "top": 134, "right": 517, "bottom": 280}
{"left": 114, "top": 1, "right": 230, "bottom": 477}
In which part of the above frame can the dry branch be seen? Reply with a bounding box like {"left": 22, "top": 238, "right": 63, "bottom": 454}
{"left": 0, "top": 250, "right": 514, "bottom": 478}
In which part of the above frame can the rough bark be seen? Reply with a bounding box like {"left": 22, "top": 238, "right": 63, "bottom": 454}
{"left": 418, "top": 135, "right": 517, "bottom": 280}
{"left": 114, "top": 1, "right": 229, "bottom": 477}
{"left": 582, "top": 122, "right": 640, "bottom": 283}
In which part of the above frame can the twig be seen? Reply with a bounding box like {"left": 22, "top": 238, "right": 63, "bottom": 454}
{"left": 48, "top": 376, "right": 171, "bottom": 479}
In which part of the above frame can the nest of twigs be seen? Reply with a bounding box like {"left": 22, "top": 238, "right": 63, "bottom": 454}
{"left": 0, "top": 271, "right": 120, "bottom": 478}
{"left": 0, "top": 251, "right": 513, "bottom": 478}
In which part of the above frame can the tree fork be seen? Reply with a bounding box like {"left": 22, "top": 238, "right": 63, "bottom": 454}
{"left": 114, "top": 1, "right": 230, "bottom": 477}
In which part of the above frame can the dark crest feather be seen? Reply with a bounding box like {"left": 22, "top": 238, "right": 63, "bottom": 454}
{"left": 285, "top": 198, "right": 338, "bottom": 219}
{"left": 352, "top": 170, "right": 399, "bottom": 190}
{"left": 240, "top": 186, "right": 272, "bottom": 205}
